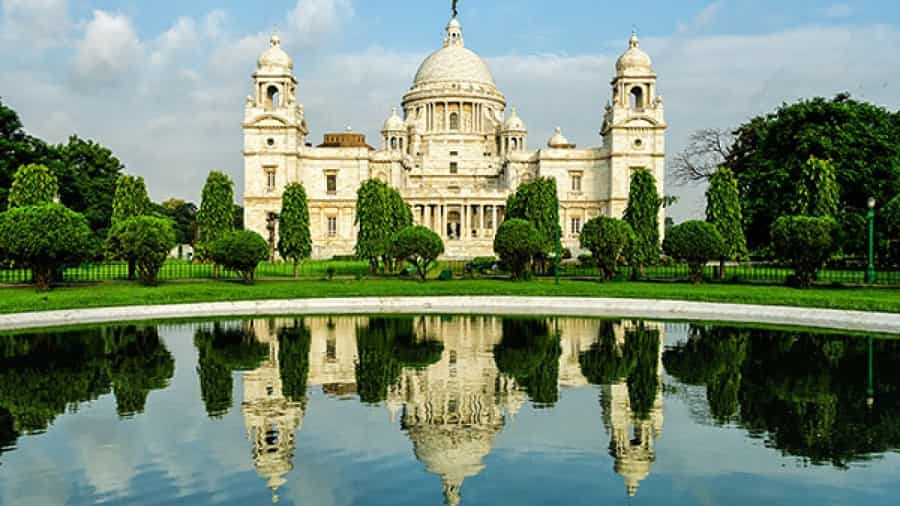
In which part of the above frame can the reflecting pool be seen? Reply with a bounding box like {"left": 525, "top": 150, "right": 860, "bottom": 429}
{"left": 1, "top": 316, "right": 898, "bottom": 505}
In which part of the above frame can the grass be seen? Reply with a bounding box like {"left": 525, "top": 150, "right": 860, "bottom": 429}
{"left": 1, "top": 278, "right": 898, "bottom": 315}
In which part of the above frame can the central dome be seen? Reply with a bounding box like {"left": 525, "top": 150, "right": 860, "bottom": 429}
{"left": 413, "top": 46, "right": 496, "bottom": 87}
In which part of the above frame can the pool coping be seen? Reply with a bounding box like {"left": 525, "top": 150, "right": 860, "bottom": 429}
{"left": 0, "top": 297, "right": 897, "bottom": 334}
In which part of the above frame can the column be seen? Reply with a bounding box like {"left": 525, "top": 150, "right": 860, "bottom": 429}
{"left": 491, "top": 205, "right": 497, "bottom": 235}
{"left": 444, "top": 101, "right": 448, "bottom": 131}
{"left": 463, "top": 204, "right": 470, "bottom": 239}
{"left": 440, "top": 204, "right": 446, "bottom": 238}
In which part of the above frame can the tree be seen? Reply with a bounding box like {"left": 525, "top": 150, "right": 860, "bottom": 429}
{"left": 196, "top": 172, "right": 235, "bottom": 261}
{"left": 110, "top": 175, "right": 153, "bottom": 279}
{"left": 493, "top": 218, "right": 542, "bottom": 279}
{"left": 355, "top": 179, "right": 412, "bottom": 272}
{"left": 670, "top": 128, "right": 734, "bottom": 184}
{"left": 505, "top": 177, "right": 561, "bottom": 268}
{"left": 391, "top": 226, "right": 444, "bottom": 281}
{"left": 884, "top": 195, "right": 900, "bottom": 266}
{"left": 0, "top": 204, "right": 93, "bottom": 290}
{"left": 160, "top": 198, "right": 198, "bottom": 245}
{"left": 494, "top": 319, "right": 561, "bottom": 407}
{"left": 771, "top": 216, "right": 838, "bottom": 288}
{"left": 0, "top": 98, "right": 53, "bottom": 210}
{"left": 579, "top": 216, "right": 635, "bottom": 281}
{"left": 194, "top": 324, "right": 267, "bottom": 418}
{"left": 106, "top": 216, "right": 177, "bottom": 286}
{"left": 706, "top": 167, "right": 748, "bottom": 280}
{"left": 278, "top": 320, "right": 312, "bottom": 403}
{"left": 663, "top": 221, "right": 726, "bottom": 284}
{"left": 623, "top": 168, "right": 661, "bottom": 278}
{"left": 7, "top": 163, "right": 58, "bottom": 208}
{"left": 278, "top": 183, "right": 312, "bottom": 277}
{"left": 209, "top": 230, "right": 269, "bottom": 283}
{"left": 794, "top": 156, "right": 840, "bottom": 218}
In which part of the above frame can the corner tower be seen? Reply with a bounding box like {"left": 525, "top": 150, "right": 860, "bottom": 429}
{"left": 601, "top": 32, "right": 666, "bottom": 228}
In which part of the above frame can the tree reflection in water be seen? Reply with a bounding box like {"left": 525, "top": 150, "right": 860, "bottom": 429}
{"left": 494, "top": 318, "right": 562, "bottom": 407}
{"left": 664, "top": 326, "right": 900, "bottom": 467}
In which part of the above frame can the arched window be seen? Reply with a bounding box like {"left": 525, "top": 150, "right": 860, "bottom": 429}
{"left": 449, "top": 112, "right": 460, "bottom": 131}
{"left": 630, "top": 86, "right": 644, "bottom": 111}
{"left": 390, "top": 137, "right": 398, "bottom": 150}
{"left": 511, "top": 138, "right": 518, "bottom": 150}
{"left": 266, "top": 85, "right": 280, "bottom": 111}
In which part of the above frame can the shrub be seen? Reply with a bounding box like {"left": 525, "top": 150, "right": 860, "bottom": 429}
{"left": 493, "top": 219, "right": 542, "bottom": 280}
{"left": 0, "top": 204, "right": 93, "bottom": 290}
{"left": 771, "top": 215, "right": 838, "bottom": 288}
{"left": 209, "top": 230, "right": 268, "bottom": 284}
{"left": 579, "top": 216, "right": 635, "bottom": 281}
{"left": 467, "top": 256, "right": 498, "bottom": 275}
{"left": 326, "top": 266, "right": 336, "bottom": 280}
{"left": 577, "top": 253, "right": 594, "bottom": 268}
{"left": 438, "top": 269, "right": 453, "bottom": 281}
{"left": 106, "top": 216, "right": 177, "bottom": 285}
{"left": 390, "top": 226, "right": 444, "bottom": 281}
{"left": 663, "top": 221, "right": 726, "bottom": 284}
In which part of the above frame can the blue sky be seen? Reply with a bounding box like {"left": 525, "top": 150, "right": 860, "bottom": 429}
{"left": 1, "top": 0, "right": 898, "bottom": 220}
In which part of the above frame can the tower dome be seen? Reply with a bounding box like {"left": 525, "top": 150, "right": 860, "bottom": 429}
{"left": 616, "top": 32, "right": 654, "bottom": 77}
{"left": 502, "top": 108, "right": 527, "bottom": 132}
{"left": 382, "top": 108, "right": 406, "bottom": 132}
{"left": 547, "top": 127, "right": 571, "bottom": 148}
{"left": 411, "top": 16, "right": 497, "bottom": 89}
{"left": 258, "top": 34, "right": 293, "bottom": 72}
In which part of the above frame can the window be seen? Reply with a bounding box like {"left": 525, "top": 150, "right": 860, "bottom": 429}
{"left": 327, "top": 216, "right": 337, "bottom": 237}
{"left": 326, "top": 174, "right": 337, "bottom": 194}
{"left": 450, "top": 151, "right": 459, "bottom": 157}
{"left": 630, "top": 86, "right": 644, "bottom": 110}
{"left": 449, "top": 112, "right": 459, "bottom": 131}
{"left": 450, "top": 162, "right": 459, "bottom": 174}
{"left": 265, "top": 85, "right": 280, "bottom": 112}
{"left": 265, "top": 169, "right": 276, "bottom": 193}
{"left": 571, "top": 173, "right": 582, "bottom": 192}
{"left": 326, "top": 338, "right": 336, "bottom": 362}
{"left": 571, "top": 217, "right": 582, "bottom": 235}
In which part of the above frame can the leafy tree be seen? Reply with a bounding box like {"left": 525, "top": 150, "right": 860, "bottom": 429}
{"left": 494, "top": 318, "right": 561, "bottom": 407}
{"left": 771, "top": 216, "right": 838, "bottom": 288}
{"left": 160, "top": 198, "right": 198, "bottom": 245}
{"left": 8, "top": 163, "right": 58, "bottom": 208}
{"left": 0, "top": 98, "right": 53, "bottom": 210}
{"left": 623, "top": 168, "right": 661, "bottom": 278}
{"left": 0, "top": 204, "right": 93, "bottom": 290}
{"left": 110, "top": 175, "right": 153, "bottom": 279}
{"left": 663, "top": 221, "right": 726, "bottom": 284}
{"left": 196, "top": 171, "right": 235, "bottom": 261}
{"left": 579, "top": 321, "right": 636, "bottom": 385}
{"left": 194, "top": 323, "right": 268, "bottom": 418}
{"left": 106, "top": 327, "right": 175, "bottom": 417}
{"left": 493, "top": 218, "right": 542, "bottom": 279}
{"left": 355, "top": 179, "right": 412, "bottom": 272}
{"left": 706, "top": 167, "right": 748, "bottom": 279}
{"left": 391, "top": 226, "right": 444, "bottom": 281}
{"left": 579, "top": 216, "right": 635, "bottom": 281}
{"left": 623, "top": 324, "right": 662, "bottom": 420}
{"left": 209, "top": 230, "right": 269, "bottom": 283}
{"left": 884, "top": 195, "right": 900, "bottom": 266}
{"left": 106, "top": 216, "right": 177, "bottom": 285}
{"left": 278, "top": 183, "right": 312, "bottom": 277}
{"left": 505, "top": 177, "right": 561, "bottom": 268}
{"left": 278, "top": 320, "right": 312, "bottom": 403}
{"left": 794, "top": 156, "right": 840, "bottom": 218}
{"left": 51, "top": 135, "right": 125, "bottom": 236}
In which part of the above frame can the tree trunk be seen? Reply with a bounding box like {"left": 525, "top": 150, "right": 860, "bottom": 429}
{"left": 719, "top": 256, "right": 726, "bottom": 281}
{"left": 128, "top": 259, "right": 136, "bottom": 281}
{"left": 293, "top": 260, "right": 299, "bottom": 278}
{"left": 32, "top": 265, "right": 52, "bottom": 291}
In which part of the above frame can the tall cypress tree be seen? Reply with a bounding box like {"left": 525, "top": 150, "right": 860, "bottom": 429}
{"left": 623, "top": 168, "right": 661, "bottom": 278}
{"left": 7, "top": 164, "right": 58, "bottom": 209}
{"left": 278, "top": 183, "right": 312, "bottom": 277}
{"left": 706, "top": 167, "right": 748, "bottom": 278}
{"left": 795, "top": 156, "right": 840, "bottom": 218}
{"left": 196, "top": 171, "right": 235, "bottom": 262}
{"left": 110, "top": 175, "right": 152, "bottom": 225}
{"left": 505, "top": 176, "right": 561, "bottom": 270}
{"left": 355, "top": 179, "right": 411, "bottom": 272}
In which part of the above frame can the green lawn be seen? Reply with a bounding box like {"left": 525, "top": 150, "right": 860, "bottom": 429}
{"left": 1, "top": 278, "right": 898, "bottom": 315}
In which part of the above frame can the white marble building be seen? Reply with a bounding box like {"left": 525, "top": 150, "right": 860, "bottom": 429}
{"left": 243, "top": 11, "right": 666, "bottom": 259}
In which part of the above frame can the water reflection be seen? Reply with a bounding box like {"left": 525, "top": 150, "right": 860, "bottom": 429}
{"left": 0, "top": 317, "right": 898, "bottom": 505}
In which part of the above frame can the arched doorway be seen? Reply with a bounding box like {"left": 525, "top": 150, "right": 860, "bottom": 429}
{"left": 447, "top": 210, "right": 461, "bottom": 240}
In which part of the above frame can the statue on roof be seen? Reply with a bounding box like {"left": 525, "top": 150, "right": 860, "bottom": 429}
{"left": 452, "top": 0, "right": 459, "bottom": 18}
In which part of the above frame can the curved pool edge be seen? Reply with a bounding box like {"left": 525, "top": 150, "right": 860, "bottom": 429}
{"left": 1, "top": 297, "right": 898, "bottom": 334}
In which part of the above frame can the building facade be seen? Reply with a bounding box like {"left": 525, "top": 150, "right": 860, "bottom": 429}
{"left": 243, "top": 11, "right": 666, "bottom": 259}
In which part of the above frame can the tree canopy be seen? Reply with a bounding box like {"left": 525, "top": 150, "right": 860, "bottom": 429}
{"left": 505, "top": 177, "right": 562, "bottom": 258}
{"left": 706, "top": 167, "right": 748, "bottom": 261}
{"left": 8, "top": 163, "right": 58, "bottom": 208}
{"left": 623, "top": 168, "right": 661, "bottom": 275}
{"left": 111, "top": 175, "right": 152, "bottom": 226}
{"left": 355, "top": 179, "right": 412, "bottom": 271}
{"left": 196, "top": 171, "right": 235, "bottom": 260}
{"left": 278, "top": 183, "right": 312, "bottom": 275}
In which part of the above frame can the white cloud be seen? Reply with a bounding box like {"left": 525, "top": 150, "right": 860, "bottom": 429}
{"left": 676, "top": 1, "right": 723, "bottom": 34}
{"left": 72, "top": 10, "right": 142, "bottom": 86}
{"left": 1, "top": 0, "right": 69, "bottom": 47}
{"left": 286, "top": 0, "right": 353, "bottom": 47}
{"left": 203, "top": 9, "right": 227, "bottom": 40}
{"left": 151, "top": 17, "right": 198, "bottom": 66}
{"left": 820, "top": 3, "right": 854, "bottom": 19}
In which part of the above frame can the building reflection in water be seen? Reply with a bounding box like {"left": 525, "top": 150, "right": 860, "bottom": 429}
{"left": 232, "top": 316, "right": 665, "bottom": 504}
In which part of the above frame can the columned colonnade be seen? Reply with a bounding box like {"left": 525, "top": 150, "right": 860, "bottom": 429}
{"left": 411, "top": 202, "right": 505, "bottom": 240}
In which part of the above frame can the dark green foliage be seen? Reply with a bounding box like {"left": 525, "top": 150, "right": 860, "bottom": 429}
{"left": 391, "top": 226, "right": 444, "bottom": 281}
{"left": 194, "top": 323, "right": 268, "bottom": 418}
{"left": 0, "top": 204, "right": 93, "bottom": 290}
{"left": 196, "top": 171, "right": 235, "bottom": 260}
{"left": 727, "top": 94, "right": 900, "bottom": 254}
{"left": 579, "top": 321, "right": 637, "bottom": 385}
{"left": 355, "top": 179, "right": 413, "bottom": 272}
{"left": 209, "top": 230, "right": 269, "bottom": 283}
{"left": 159, "top": 199, "right": 198, "bottom": 245}
{"left": 794, "top": 156, "right": 841, "bottom": 219}
{"left": 505, "top": 177, "right": 562, "bottom": 260}
{"left": 623, "top": 168, "right": 661, "bottom": 276}
{"left": 466, "top": 256, "right": 498, "bottom": 275}
{"left": 494, "top": 318, "right": 561, "bottom": 407}
{"left": 0, "top": 325, "right": 173, "bottom": 432}
{"left": 706, "top": 167, "right": 748, "bottom": 261}
{"left": 106, "top": 216, "right": 177, "bottom": 285}
{"left": 663, "top": 221, "right": 726, "bottom": 284}
{"left": 882, "top": 195, "right": 900, "bottom": 266}
{"left": 493, "top": 218, "right": 542, "bottom": 279}
{"left": 278, "top": 183, "right": 312, "bottom": 276}
{"left": 579, "top": 216, "right": 635, "bottom": 280}
{"left": 771, "top": 216, "right": 838, "bottom": 288}
{"left": 8, "top": 163, "right": 58, "bottom": 208}
{"left": 0, "top": 99, "right": 53, "bottom": 211}
{"left": 278, "top": 320, "right": 312, "bottom": 403}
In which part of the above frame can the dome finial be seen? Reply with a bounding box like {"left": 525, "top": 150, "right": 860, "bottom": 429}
{"left": 444, "top": 1, "right": 464, "bottom": 47}
{"left": 629, "top": 29, "right": 639, "bottom": 48}
{"left": 452, "top": 0, "right": 459, "bottom": 19}
{"left": 270, "top": 26, "right": 281, "bottom": 47}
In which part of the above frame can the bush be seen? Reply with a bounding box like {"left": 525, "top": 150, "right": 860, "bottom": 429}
{"left": 209, "top": 230, "right": 268, "bottom": 283}
{"left": 467, "top": 256, "right": 499, "bottom": 275}
{"left": 390, "top": 226, "right": 444, "bottom": 281}
{"left": 438, "top": 269, "right": 453, "bottom": 281}
{"left": 663, "top": 221, "right": 726, "bottom": 284}
{"left": 577, "top": 253, "right": 594, "bottom": 268}
{"left": 0, "top": 204, "right": 93, "bottom": 290}
{"left": 771, "top": 215, "right": 838, "bottom": 288}
{"left": 107, "top": 216, "right": 177, "bottom": 285}
{"left": 579, "top": 217, "right": 635, "bottom": 281}
{"left": 493, "top": 219, "right": 542, "bottom": 279}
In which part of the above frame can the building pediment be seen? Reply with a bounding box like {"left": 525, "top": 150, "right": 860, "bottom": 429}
{"left": 245, "top": 114, "right": 290, "bottom": 128}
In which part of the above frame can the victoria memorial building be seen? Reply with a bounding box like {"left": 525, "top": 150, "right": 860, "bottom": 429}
{"left": 242, "top": 11, "right": 666, "bottom": 259}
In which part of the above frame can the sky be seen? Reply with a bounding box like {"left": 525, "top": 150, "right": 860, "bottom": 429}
{"left": 1, "top": 0, "right": 898, "bottom": 221}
